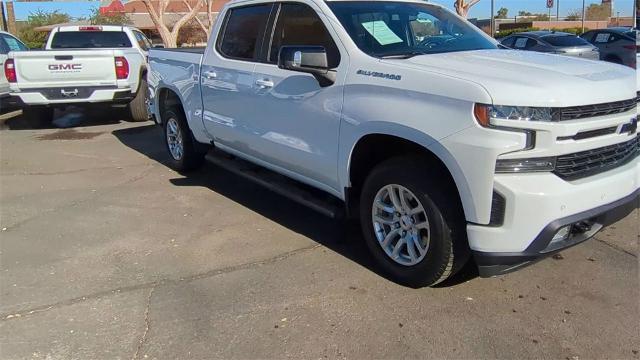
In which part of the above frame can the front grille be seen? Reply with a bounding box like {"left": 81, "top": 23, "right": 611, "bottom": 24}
{"left": 554, "top": 135, "right": 639, "bottom": 180}
{"left": 551, "top": 99, "right": 636, "bottom": 121}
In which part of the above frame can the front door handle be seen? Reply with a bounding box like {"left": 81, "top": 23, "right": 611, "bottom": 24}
{"left": 255, "top": 79, "right": 274, "bottom": 88}
{"left": 202, "top": 70, "right": 217, "bottom": 79}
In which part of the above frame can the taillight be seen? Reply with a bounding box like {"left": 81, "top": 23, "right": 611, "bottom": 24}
{"left": 622, "top": 44, "right": 640, "bottom": 51}
{"left": 4, "top": 59, "right": 16, "bottom": 83}
{"left": 114, "top": 56, "right": 129, "bottom": 79}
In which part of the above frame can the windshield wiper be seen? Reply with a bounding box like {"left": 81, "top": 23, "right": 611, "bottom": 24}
{"left": 379, "top": 51, "right": 429, "bottom": 59}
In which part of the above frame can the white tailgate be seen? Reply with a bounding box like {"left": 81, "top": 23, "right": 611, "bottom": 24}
{"left": 12, "top": 50, "right": 118, "bottom": 88}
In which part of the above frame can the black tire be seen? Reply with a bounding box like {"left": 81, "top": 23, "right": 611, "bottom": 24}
{"left": 22, "top": 106, "right": 54, "bottom": 127}
{"left": 163, "top": 108, "right": 206, "bottom": 172}
{"left": 127, "top": 78, "right": 149, "bottom": 122}
{"left": 359, "top": 157, "right": 470, "bottom": 288}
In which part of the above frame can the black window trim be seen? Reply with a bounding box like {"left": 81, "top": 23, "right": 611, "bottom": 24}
{"left": 215, "top": 3, "right": 277, "bottom": 63}
{"left": 263, "top": 1, "right": 342, "bottom": 68}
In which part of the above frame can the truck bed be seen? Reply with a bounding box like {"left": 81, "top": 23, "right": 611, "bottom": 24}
{"left": 149, "top": 47, "right": 203, "bottom": 67}
{"left": 152, "top": 47, "right": 205, "bottom": 54}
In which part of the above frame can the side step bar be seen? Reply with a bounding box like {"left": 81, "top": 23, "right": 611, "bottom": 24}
{"left": 205, "top": 149, "right": 345, "bottom": 219}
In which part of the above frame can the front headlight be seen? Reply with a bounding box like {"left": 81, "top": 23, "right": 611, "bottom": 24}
{"left": 474, "top": 104, "right": 553, "bottom": 127}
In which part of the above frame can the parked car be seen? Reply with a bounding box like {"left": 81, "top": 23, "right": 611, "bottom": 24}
{"left": 149, "top": 0, "right": 639, "bottom": 287}
{"left": 0, "top": 31, "right": 28, "bottom": 112}
{"left": 500, "top": 31, "right": 600, "bottom": 60}
{"left": 3, "top": 25, "right": 151, "bottom": 122}
{"left": 581, "top": 27, "right": 638, "bottom": 68}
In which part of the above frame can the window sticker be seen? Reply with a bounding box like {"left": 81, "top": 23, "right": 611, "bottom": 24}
{"left": 415, "top": 12, "right": 432, "bottom": 23}
{"left": 4, "top": 37, "right": 22, "bottom": 51}
{"left": 594, "top": 33, "right": 610, "bottom": 43}
{"left": 514, "top": 37, "right": 528, "bottom": 48}
{"left": 361, "top": 20, "right": 403, "bottom": 45}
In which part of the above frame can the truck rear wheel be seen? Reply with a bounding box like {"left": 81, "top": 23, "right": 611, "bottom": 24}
{"left": 359, "top": 157, "right": 469, "bottom": 288}
{"left": 163, "top": 108, "right": 205, "bottom": 172}
{"left": 127, "top": 78, "right": 149, "bottom": 122}
{"left": 22, "top": 106, "right": 54, "bottom": 127}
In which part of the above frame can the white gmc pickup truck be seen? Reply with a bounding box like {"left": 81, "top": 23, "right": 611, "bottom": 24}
{"left": 4, "top": 25, "right": 151, "bottom": 122}
{"left": 149, "top": 0, "right": 639, "bottom": 287}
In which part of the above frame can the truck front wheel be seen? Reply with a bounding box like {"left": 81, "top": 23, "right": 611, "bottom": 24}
{"left": 163, "top": 108, "right": 205, "bottom": 172}
{"left": 359, "top": 157, "right": 469, "bottom": 288}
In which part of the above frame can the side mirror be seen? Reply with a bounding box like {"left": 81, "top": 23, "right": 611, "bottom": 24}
{"left": 278, "top": 46, "right": 335, "bottom": 87}
{"left": 153, "top": 44, "right": 165, "bottom": 48}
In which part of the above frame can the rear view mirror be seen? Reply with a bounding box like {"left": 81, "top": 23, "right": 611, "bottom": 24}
{"left": 278, "top": 46, "right": 335, "bottom": 87}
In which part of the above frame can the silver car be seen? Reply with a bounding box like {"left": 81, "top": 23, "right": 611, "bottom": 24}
{"left": 500, "top": 31, "right": 600, "bottom": 60}
{"left": 581, "top": 27, "right": 638, "bottom": 68}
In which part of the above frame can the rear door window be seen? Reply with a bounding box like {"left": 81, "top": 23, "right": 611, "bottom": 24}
{"left": 544, "top": 35, "right": 590, "bottom": 47}
{"left": 0, "top": 33, "right": 28, "bottom": 53}
{"left": 51, "top": 31, "right": 132, "bottom": 48}
{"left": 500, "top": 36, "right": 515, "bottom": 47}
{"left": 513, "top": 37, "right": 534, "bottom": 49}
{"left": 133, "top": 30, "right": 151, "bottom": 50}
{"left": 218, "top": 4, "right": 273, "bottom": 61}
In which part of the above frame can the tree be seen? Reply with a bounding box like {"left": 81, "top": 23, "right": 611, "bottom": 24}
{"left": 453, "top": 0, "right": 481, "bottom": 18}
{"left": 496, "top": 7, "right": 508, "bottom": 19}
{"left": 182, "top": 0, "right": 215, "bottom": 39}
{"left": 585, "top": 3, "right": 611, "bottom": 20}
{"left": 565, "top": 9, "right": 582, "bottom": 21}
{"left": 141, "top": 0, "right": 204, "bottom": 47}
{"left": 18, "top": 10, "right": 70, "bottom": 49}
{"left": 89, "top": 7, "right": 132, "bottom": 25}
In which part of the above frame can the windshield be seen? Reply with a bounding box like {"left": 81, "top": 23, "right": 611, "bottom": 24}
{"left": 51, "top": 31, "right": 132, "bottom": 49}
{"left": 543, "top": 35, "right": 590, "bottom": 47}
{"left": 327, "top": 1, "right": 497, "bottom": 58}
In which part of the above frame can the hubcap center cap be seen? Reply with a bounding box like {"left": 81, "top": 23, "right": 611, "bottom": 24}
{"left": 400, "top": 215, "right": 412, "bottom": 230}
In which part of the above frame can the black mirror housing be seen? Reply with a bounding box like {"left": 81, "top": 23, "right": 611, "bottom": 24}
{"left": 278, "top": 46, "right": 335, "bottom": 87}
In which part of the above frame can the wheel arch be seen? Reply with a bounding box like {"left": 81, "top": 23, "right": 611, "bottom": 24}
{"left": 345, "top": 132, "right": 473, "bottom": 223}
{"left": 155, "top": 86, "right": 185, "bottom": 125}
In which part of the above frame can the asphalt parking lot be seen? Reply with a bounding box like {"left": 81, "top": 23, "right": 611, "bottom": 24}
{"left": 0, "top": 110, "right": 638, "bottom": 359}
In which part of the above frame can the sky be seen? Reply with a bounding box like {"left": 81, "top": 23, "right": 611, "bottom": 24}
{"left": 8, "top": 0, "right": 636, "bottom": 21}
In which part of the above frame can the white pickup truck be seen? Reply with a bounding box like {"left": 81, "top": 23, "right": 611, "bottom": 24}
{"left": 0, "top": 31, "right": 28, "bottom": 112}
{"left": 149, "top": 0, "right": 639, "bottom": 287}
{"left": 3, "top": 25, "right": 151, "bottom": 122}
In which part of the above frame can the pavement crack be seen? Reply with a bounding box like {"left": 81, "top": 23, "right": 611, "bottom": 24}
{"left": 0, "top": 243, "right": 321, "bottom": 322}
{"left": 132, "top": 286, "right": 155, "bottom": 360}
{"left": 593, "top": 236, "right": 637, "bottom": 258}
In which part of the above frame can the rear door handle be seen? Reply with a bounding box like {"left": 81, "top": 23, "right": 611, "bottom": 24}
{"left": 202, "top": 70, "right": 217, "bottom": 79}
{"left": 255, "top": 79, "right": 274, "bottom": 88}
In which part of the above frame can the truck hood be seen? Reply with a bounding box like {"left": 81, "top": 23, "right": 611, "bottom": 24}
{"left": 384, "top": 49, "right": 636, "bottom": 107}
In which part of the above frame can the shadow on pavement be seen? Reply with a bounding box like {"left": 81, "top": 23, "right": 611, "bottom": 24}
{"left": 1, "top": 106, "right": 128, "bottom": 130}
{"left": 112, "top": 124, "right": 479, "bottom": 288}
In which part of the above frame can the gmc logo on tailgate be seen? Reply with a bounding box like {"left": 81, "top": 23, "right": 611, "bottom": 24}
{"left": 48, "top": 64, "right": 82, "bottom": 71}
